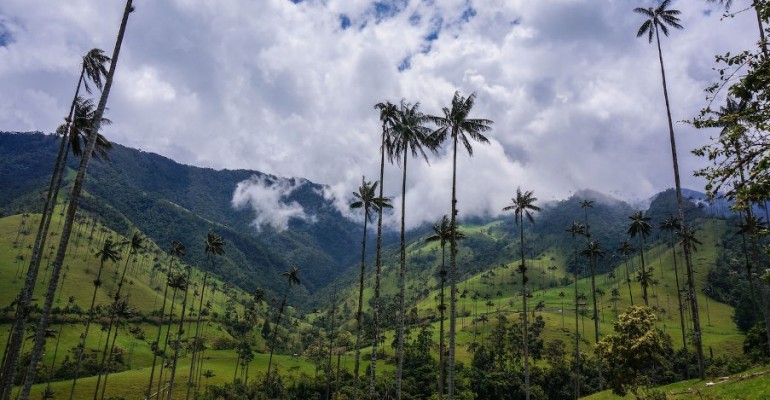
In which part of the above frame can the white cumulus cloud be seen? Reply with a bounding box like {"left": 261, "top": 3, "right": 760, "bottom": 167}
{"left": 231, "top": 175, "right": 314, "bottom": 231}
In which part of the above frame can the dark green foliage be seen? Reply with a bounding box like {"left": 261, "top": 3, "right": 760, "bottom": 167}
{"left": 54, "top": 346, "right": 126, "bottom": 380}
{"left": 743, "top": 322, "right": 770, "bottom": 363}
{"left": 516, "top": 191, "right": 635, "bottom": 276}
{"left": 400, "top": 325, "right": 438, "bottom": 399}
{"left": 646, "top": 189, "right": 707, "bottom": 227}
{"left": 705, "top": 215, "right": 768, "bottom": 332}
{"left": 596, "top": 306, "right": 675, "bottom": 396}
{"left": 733, "top": 290, "right": 760, "bottom": 332}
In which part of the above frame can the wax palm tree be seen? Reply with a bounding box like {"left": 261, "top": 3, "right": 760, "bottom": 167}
{"left": 660, "top": 215, "right": 689, "bottom": 378}
{"left": 678, "top": 227, "right": 702, "bottom": 252}
{"left": 628, "top": 211, "right": 653, "bottom": 306}
{"left": 167, "top": 248, "right": 198, "bottom": 399}
{"left": 146, "top": 241, "right": 185, "bottom": 400}
{"left": 581, "top": 239, "right": 606, "bottom": 390}
{"left": 389, "top": 100, "right": 435, "bottom": 399}
{"left": 370, "top": 100, "right": 397, "bottom": 396}
{"left": 580, "top": 199, "right": 594, "bottom": 239}
{"left": 186, "top": 230, "right": 225, "bottom": 400}
{"left": 503, "top": 187, "right": 540, "bottom": 400}
{"left": 68, "top": 237, "right": 121, "bottom": 400}
{"left": 430, "top": 91, "right": 492, "bottom": 400}
{"left": 580, "top": 240, "right": 605, "bottom": 344}
{"left": 94, "top": 232, "right": 144, "bottom": 398}
{"left": 266, "top": 267, "right": 301, "bottom": 382}
{"left": 617, "top": 240, "right": 635, "bottom": 305}
{"left": 18, "top": 3, "right": 136, "bottom": 398}
{"left": 635, "top": 0, "right": 705, "bottom": 379}
{"left": 96, "top": 300, "right": 134, "bottom": 400}
{"left": 349, "top": 177, "right": 391, "bottom": 398}
{"left": 62, "top": 98, "right": 114, "bottom": 161}
{"left": 0, "top": 47, "right": 109, "bottom": 393}
{"left": 157, "top": 270, "right": 187, "bottom": 397}
{"left": 565, "top": 221, "right": 585, "bottom": 400}
{"left": 426, "top": 215, "right": 465, "bottom": 400}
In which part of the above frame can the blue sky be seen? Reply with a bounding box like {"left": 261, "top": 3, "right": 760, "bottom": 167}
{"left": 0, "top": 0, "right": 758, "bottom": 229}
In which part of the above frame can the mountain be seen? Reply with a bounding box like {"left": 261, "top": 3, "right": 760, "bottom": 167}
{"left": 0, "top": 131, "right": 388, "bottom": 304}
{"left": 0, "top": 131, "right": 718, "bottom": 309}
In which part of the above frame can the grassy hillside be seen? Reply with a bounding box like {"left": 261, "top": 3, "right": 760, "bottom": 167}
{"left": 585, "top": 367, "right": 770, "bottom": 399}
{"left": 0, "top": 131, "right": 387, "bottom": 303}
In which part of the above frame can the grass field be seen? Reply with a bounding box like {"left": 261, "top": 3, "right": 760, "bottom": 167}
{"left": 584, "top": 366, "right": 770, "bottom": 399}
{"left": 0, "top": 212, "right": 752, "bottom": 399}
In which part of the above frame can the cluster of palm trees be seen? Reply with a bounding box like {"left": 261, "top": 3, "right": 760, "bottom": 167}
{"left": 635, "top": 0, "right": 707, "bottom": 379}
{"left": 563, "top": 199, "right": 708, "bottom": 397}
{"left": 0, "top": 3, "right": 236, "bottom": 399}
{"left": 346, "top": 92, "right": 491, "bottom": 400}
{"left": 5, "top": 0, "right": 766, "bottom": 397}
{"left": 0, "top": 1, "right": 135, "bottom": 397}
{"left": 502, "top": 187, "right": 541, "bottom": 400}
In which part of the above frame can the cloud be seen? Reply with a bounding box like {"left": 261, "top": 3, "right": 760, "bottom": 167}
{"left": 231, "top": 175, "right": 314, "bottom": 231}
{"left": 0, "top": 0, "right": 760, "bottom": 230}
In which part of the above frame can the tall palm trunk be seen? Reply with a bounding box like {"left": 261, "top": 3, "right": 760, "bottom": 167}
{"left": 520, "top": 219, "right": 530, "bottom": 400}
{"left": 438, "top": 243, "right": 447, "bottom": 400}
{"left": 573, "top": 241, "right": 580, "bottom": 400}
{"left": 370, "top": 129, "right": 386, "bottom": 397}
{"left": 753, "top": 1, "right": 767, "bottom": 55}
{"left": 157, "top": 281, "right": 180, "bottom": 396}
{"left": 97, "top": 315, "right": 122, "bottom": 400}
{"left": 624, "top": 253, "right": 634, "bottom": 305}
{"left": 638, "top": 235, "right": 649, "bottom": 306}
{"left": 265, "top": 286, "right": 290, "bottom": 381}
{"left": 94, "top": 246, "right": 135, "bottom": 397}
{"left": 395, "top": 155, "right": 408, "bottom": 399}
{"left": 447, "top": 132, "right": 459, "bottom": 400}
{"left": 17, "top": 3, "right": 133, "bottom": 399}
{"left": 589, "top": 250, "right": 603, "bottom": 390}
{"left": 167, "top": 266, "right": 193, "bottom": 399}
{"left": 0, "top": 52, "right": 86, "bottom": 400}
{"left": 588, "top": 254, "right": 599, "bottom": 343}
{"left": 146, "top": 263, "right": 174, "bottom": 400}
{"left": 186, "top": 271, "right": 209, "bottom": 400}
{"left": 353, "top": 203, "right": 369, "bottom": 399}
{"left": 655, "top": 23, "right": 705, "bottom": 379}
{"left": 668, "top": 231, "right": 689, "bottom": 379}
{"left": 734, "top": 143, "right": 760, "bottom": 310}
{"left": 69, "top": 255, "right": 110, "bottom": 400}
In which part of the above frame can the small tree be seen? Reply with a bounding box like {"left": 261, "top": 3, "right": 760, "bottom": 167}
{"left": 596, "top": 306, "right": 674, "bottom": 396}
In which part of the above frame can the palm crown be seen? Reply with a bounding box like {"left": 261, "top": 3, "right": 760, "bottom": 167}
{"left": 96, "top": 238, "right": 121, "bottom": 265}
{"left": 170, "top": 240, "right": 186, "bottom": 258}
{"left": 350, "top": 177, "right": 392, "bottom": 222}
{"left": 388, "top": 100, "right": 435, "bottom": 163}
{"left": 617, "top": 239, "right": 634, "bottom": 256}
{"left": 374, "top": 101, "right": 399, "bottom": 153}
{"left": 122, "top": 232, "right": 145, "bottom": 254}
{"left": 628, "top": 211, "right": 652, "bottom": 239}
{"left": 205, "top": 230, "right": 226, "bottom": 257}
{"left": 635, "top": 0, "right": 683, "bottom": 43}
{"left": 660, "top": 215, "right": 680, "bottom": 233}
{"left": 61, "top": 97, "right": 113, "bottom": 160}
{"left": 580, "top": 240, "right": 606, "bottom": 260}
{"left": 426, "top": 215, "right": 465, "bottom": 247}
{"left": 503, "top": 187, "right": 542, "bottom": 225}
{"left": 81, "top": 48, "right": 111, "bottom": 95}
{"left": 430, "top": 91, "right": 493, "bottom": 155}
{"left": 283, "top": 267, "right": 301, "bottom": 287}
{"left": 566, "top": 221, "right": 585, "bottom": 238}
